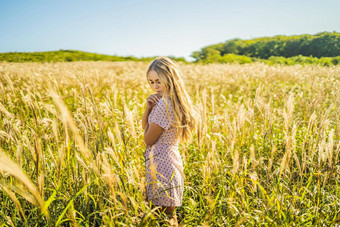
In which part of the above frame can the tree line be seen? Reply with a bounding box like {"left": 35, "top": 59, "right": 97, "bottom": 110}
{"left": 1, "top": 32, "right": 340, "bottom": 66}
{"left": 191, "top": 32, "right": 340, "bottom": 64}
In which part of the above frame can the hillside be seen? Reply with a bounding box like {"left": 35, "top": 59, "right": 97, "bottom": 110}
{"left": 0, "top": 50, "right": 187, "bottom": 63}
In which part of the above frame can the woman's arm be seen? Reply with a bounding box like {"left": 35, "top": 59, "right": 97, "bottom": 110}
{"left": 142, "top": 108, "right": 151, "bottom": 130}
{"left": 144, "top": 99, "right": 170, "bottom": 146}
{"left": 144, "top": 122, "right": 164, "bottom": 146}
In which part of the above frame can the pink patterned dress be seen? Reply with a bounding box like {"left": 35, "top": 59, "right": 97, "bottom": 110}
{"left": 144, "top": 98, "right": 184, "bottom": 207}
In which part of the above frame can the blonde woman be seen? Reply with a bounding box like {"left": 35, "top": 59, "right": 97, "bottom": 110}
{"left": 142, "top": 57, "right": 197, "bottom": 225}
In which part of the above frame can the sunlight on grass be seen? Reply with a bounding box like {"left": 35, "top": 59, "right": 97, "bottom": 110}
{"left": 0, "top": 61, "right": 339, "bottom": 225}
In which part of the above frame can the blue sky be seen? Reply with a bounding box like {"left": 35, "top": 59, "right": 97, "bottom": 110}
{"left": 1, "top": 0, "right": 339, "bottom": 60}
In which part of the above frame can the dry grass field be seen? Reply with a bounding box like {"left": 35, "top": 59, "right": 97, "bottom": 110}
{"left": 0, "top": 61, "right": 339, "bottom": 226}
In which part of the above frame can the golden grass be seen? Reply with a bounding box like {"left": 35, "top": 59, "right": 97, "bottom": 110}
{"left": 0, "top": 61, "right": 339, "bottom": 225}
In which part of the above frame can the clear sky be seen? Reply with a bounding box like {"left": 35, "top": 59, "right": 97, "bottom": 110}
{"left": 1, "top": 0, "right": 339, "bottom": 60}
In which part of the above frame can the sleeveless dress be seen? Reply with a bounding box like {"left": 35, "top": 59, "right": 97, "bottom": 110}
{"left": 144, "top": 98, "right": 184, "bottom": 207}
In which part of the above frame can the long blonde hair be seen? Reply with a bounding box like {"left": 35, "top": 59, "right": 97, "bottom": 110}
{"left": 147, "top": 57, "right": 197, "bottom": 142}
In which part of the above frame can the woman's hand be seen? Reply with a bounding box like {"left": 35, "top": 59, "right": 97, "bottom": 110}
{"left": 143, "top": 94, "right": 161, "bottom": 130}
{"left": 146, "top": 94, "right": 161, "bottom": 111}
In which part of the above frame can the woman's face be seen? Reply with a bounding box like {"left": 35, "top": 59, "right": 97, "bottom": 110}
{"left": 148, "top": 70, "right": 165, "bottom": 96}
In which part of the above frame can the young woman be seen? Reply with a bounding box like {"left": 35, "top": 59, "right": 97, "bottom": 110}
{"left": 142, "top": 57, "right": 197, "bottom": 225}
